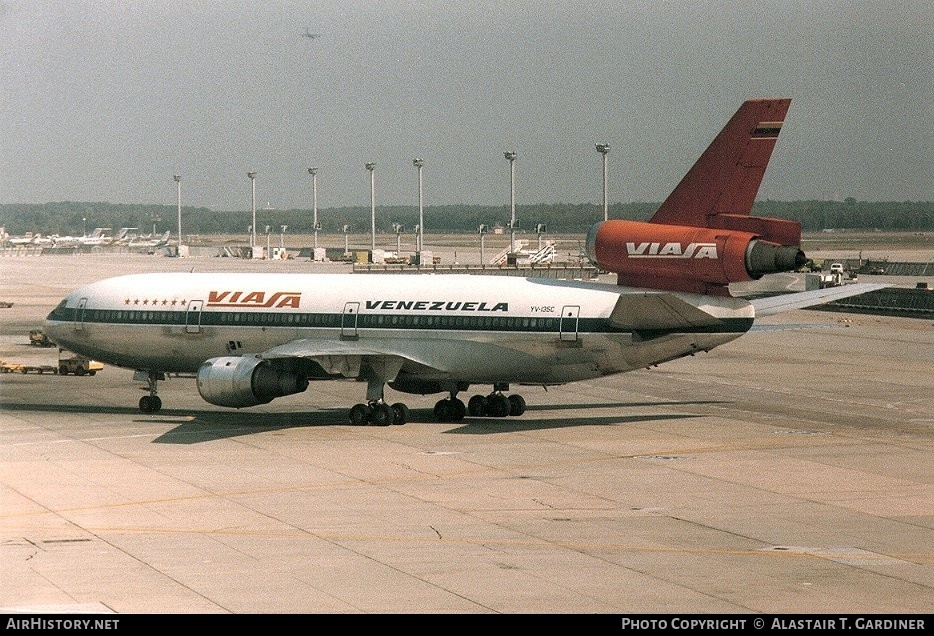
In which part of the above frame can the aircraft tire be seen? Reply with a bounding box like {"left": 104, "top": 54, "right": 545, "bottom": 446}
{"left": 450, "top": 398, "right": 466, "bottom": 422}
{"left": 370, "top": 403, "right": 394, "bottom": 426}
{"left": 349, "top": 403, "right": 370, "bottom": 425}
{"left": 467, "top": 395, "right": 487, "bottom": 416}
{"left": 139, "top": 395, "right": 162, "bottom": 414}
{"left": 508, "top": 394, "right": 526, "bottom": 416}
{"left": 390, "top": 402, "right": 409, "bottom": 425}
{"left": 433, "top": 399, "right": 451, "bottom": 422}
{"left": 487, "top": 394, "right": 510, "bottom": 417}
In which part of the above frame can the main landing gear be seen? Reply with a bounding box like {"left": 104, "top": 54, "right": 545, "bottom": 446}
{"left": 433, "top": 388, "right": 526, "bottom": 422}
{"left": 348, "top": 371, "right": 410, "bottom": 426}
{"left": 348, "top": 401, "right": 409, "bottom": 426}
{"left": 138, "top": 370, "right": 164, "bottom": 414}
{"left": 348, "top": 382, "right": 528, "bottom": 425}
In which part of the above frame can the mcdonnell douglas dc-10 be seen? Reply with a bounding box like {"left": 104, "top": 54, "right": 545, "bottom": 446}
{"left": 44, "top": 99, "right": 883, "bottom": 425}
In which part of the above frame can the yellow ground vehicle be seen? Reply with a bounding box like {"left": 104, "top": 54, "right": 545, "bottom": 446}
{"left": 58, "top": 353, "right": 104, "bottom": 376}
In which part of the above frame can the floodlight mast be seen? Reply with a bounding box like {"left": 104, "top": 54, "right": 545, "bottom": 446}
{"left": 596, "top": 143, "right": 610, "bottom": 222}
{"left": 504, "top": 151, "right": 516, "bottom": 253}
{"left": 173, "top": 175, "right": 182, "bottom": 255}
{"left": 365, "top": 163, "right": 376, "bottom": 251}
{"left": 308, "top": 167, "right": 319, "bottom": 250}
{"left": 413, "top": 158, "right": 424, "bottom": 253}
{"left": 247, "top": 171, "right": 257, "bottom": 248}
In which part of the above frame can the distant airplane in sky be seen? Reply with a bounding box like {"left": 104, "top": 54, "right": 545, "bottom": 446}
{"left": 302, "top": 28, "right": 321, "bottom": 39}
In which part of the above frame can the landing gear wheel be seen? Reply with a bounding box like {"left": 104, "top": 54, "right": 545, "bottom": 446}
{"left": 370, "top": 403, "right": 394, "bottom": 426}
{"left": 434, "top": 398, "right": 466, "bottom": 422}
{"left": 433, "top": 399, "right": 452, "bottom": 422}
{"left": 390, "top": 402, "right": 409, "bottom": 425}
{"left": 487, "top": 394, "right": 511, "bottom": 417}
{"left": 450, "top": 398, "right": 466, "bottom": 421}
{"left": 139, "top": 395, "right": 162, "bottom": 413}
{"left": 508, "top": 394, "right": 526, "bottom": 416}
{"left": 349, "top": 403, "right": 370, "bottom": 425}
{"left": 467, "top": 395, "right": 488, "bottom": 417}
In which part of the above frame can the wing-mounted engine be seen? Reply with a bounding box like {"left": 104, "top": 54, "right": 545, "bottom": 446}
{"left": 197, "top": 356, "right": 309, "bottom": 408}
{"left": 585, "top": 220, "right": 806, "bottom": 295}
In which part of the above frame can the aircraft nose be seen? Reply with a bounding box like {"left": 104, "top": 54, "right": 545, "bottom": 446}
{"left": 43, "top": 296, "right": 73, "bottom": 347}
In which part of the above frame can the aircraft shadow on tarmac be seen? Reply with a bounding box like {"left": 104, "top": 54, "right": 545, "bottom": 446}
{"left": 0, "top": 400, "right": 716, "bottom": 444}
{"left": 152, "top": 409, "right": 705, "bottom": 443}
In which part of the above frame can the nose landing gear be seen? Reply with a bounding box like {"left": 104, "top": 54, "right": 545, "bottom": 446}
{"left": 137, "top": 370, "right": 164, "bottom": 413}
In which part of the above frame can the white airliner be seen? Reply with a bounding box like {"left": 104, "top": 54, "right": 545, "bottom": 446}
{"left": 43, "top": 99, "right": 884, "bottom": 424}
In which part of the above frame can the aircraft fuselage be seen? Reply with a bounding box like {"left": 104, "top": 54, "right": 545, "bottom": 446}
{"left": 44, "top": 272, "right": 752, "bottom": 387}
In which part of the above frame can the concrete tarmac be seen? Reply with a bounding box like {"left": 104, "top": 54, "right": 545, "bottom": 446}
{"left": 0, "top": 254, "right": 932, "bottom": 614}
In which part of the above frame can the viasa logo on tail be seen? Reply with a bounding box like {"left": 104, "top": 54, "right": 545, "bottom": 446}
{"left": 207, "top": 290, "right": 302, "bottom": 308}
{"left": 626, "top": 242, "right": 719, "bottom": 259}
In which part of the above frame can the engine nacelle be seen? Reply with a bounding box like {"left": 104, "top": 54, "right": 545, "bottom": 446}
{"left": 197, "top": 356, "right": 309, "bottom": 408}
{"left": 585, "top": 220, "right": 806, "bottom": 294}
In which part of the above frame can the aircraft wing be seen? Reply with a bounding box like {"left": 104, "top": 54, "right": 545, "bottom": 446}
{"left": 750, "top": 283, "right": 889, "bottom": 316}
{"left": 260, "top": 336, "right": 545, "bottom": 380}
{"left": 608, "top": 293, "right": 723, "bottom": 330}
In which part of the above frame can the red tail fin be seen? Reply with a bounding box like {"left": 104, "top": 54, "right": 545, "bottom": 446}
{"left": 649, "top": 98, "right": 796, "bottom": 245}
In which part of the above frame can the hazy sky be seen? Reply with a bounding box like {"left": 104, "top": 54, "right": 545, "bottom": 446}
{"left": 2, "top": 1, "right": 931, "bottom": 210}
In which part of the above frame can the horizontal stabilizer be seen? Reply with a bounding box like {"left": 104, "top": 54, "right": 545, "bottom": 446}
{"left": 609, "top": 293, "right": 723, "bottom": 331}
{"left": 750, "top": 283, "right": 890, "bottom": 317}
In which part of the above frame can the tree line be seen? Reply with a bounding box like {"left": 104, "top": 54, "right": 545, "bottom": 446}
{"left": 1, "top": 199, "right": 931, "bottom": 237}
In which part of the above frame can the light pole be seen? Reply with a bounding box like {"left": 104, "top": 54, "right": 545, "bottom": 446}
{"left": 504, "top": 151, "right": 517, "bottom": 254}
{"left": 479, "top": 224, "right": 488, "bottom": 264}
{"left": 82, "top": 217, "right": 86, "bottom": 237}
{"left": 265, "top": 224, "right": 271, "bottom": 258}
{"left": 342, "top": 224, "right": 350, "bottom": 256}
{"left": 413, "top": 158, "right": 424, "bottom": 254}
{"left": 393, "top": 223, "right": 404, "bottom": 256}
{"left": 596, "top": 143, "right": 610, "bottom": 222}
{"left": 173, "top": 175, "right": 182, "bottom": 255}
{"left": 247, "top": 171, "right": 257, "bottom": 249}
{"left": 536, "top": 223, "right": 547, "bottom": 251}
{"left": 365, "top": 162, "right": 376, "bottom": 252}
{"left": 308, "top": 167, "right": 319, "bottom": 250}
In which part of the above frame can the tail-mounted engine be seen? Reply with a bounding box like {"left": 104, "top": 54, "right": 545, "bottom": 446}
{"left": 197, "top": 356, "right": 308, "bottom": 408}
{"left": 586, "top": 219, "right": 806, "bottom": 295}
